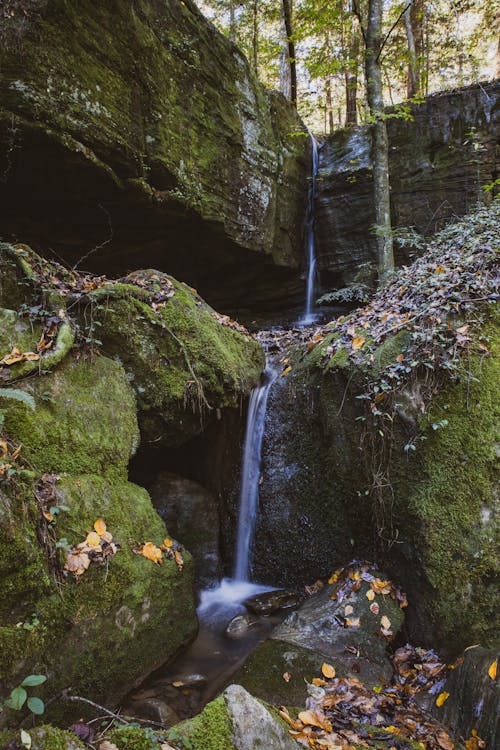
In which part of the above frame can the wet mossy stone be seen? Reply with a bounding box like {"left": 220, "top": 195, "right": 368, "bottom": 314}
{"left": 83, "top": 274, "right": 265, "bottom": 445}
{"left": 3, "top": 353, "right": 140, "bottom": 478}
{"left": 0, "top": 474, "right": 197, "bottom": 722}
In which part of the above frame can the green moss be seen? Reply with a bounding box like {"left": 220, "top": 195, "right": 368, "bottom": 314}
{"left": 171, "top": 695, "right": 234, "bottom": 750}
{"left": 0, "top": 308, "right": 42, "bottom": 356}
{"left": 108, "top": 726, "right": 164, "bottom": 750}
{"left": 83, "top": 278, "right": 264, "bottom": 444}
{"left": 3, "top": 354, "right": 139, "bottom": 478}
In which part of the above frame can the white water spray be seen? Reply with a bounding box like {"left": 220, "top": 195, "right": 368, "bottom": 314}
{"left": 302, "top": 135, "right": 319, "bottom": 324}
{"left": 234, "top": 366, "right": 276, "bottom": 581}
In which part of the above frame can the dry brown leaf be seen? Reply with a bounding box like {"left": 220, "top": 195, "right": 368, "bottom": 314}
{"left": 436, "top": 730, "right": 454, "bottom": 750}
{"left": 174, "top": 549, "right": 184, "bottom": 570}
{"left": 99, "top": 742, "right": 119, "bottom": 750}
{"left": 65, "top": 551, "right": 91, "bottom": 576}
{"left": 298, "top": 709, "right": 332, "bottom": 732}
{"left": 380, "top": 615, "right": 392, "bottom": 630}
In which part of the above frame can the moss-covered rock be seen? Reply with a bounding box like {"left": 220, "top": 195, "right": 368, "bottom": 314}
{"left": 82, "top": 273, "right": 265, "bottom": 444}
{"left": 0, "top": 0, "right": 308, "bottom": 309}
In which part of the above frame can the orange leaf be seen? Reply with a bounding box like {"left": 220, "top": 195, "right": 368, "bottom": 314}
{"left": 94, "top": 518, "right": 107, "bottom": 536}
{"left": 141, "top": 542, "right": 163, "bottom": 565}
{"left": 174, "top": 549, "right": 184, "bottom": 570}
{"left": 488, "top": 659, "right": 497, "bottom": 680}
{"left": 321, "top": 663, "right": 336, "bottom": 679}
{"left": 312, "top": 678, "right": 327, "bottom": 686}
{"left": 352, "top": 337, "right": 365, "bottom": 351}
{"left": 436, "top": 692, "right": 450, "bottom": 707}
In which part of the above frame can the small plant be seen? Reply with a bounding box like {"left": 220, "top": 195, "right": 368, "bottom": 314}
{"left": 317, "top": 284, "right": 371, "bottom": 306}
{"left": 0, "top": 674, "right": 46, "bottom": 716}
{"left": 0, "top": 387, "right": 35, "bottom": 428}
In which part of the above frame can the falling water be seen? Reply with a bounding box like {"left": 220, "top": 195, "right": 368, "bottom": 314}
{"left": 303, "top": 135, "right": 319, "bottom": 324}
{"left": 234, "top": 365, "right": 276, "bottom": 581}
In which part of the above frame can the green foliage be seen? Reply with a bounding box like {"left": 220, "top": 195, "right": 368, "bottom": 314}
{"left": 0, "top": 675, "right": 46, "bottom": 716}
{"left": 0, "top": 387, "right": 35, "bottom": 428}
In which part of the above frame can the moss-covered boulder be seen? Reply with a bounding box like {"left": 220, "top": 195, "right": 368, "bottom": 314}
{"left": 247, "top": 204, "right": 499, "bottom": 654}
{"left": 0, "top": 351, "right": 197, "bottom": 721}
{"left": 0, "top": 0, "right": 308, "bottom": 309}
{"left": 82, "top": 272, "right": 265, "bottom": 444}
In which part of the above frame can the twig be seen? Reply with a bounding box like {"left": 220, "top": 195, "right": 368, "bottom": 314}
{"left": 73, "top": 205, "right": 114, "bottom": 270}
{"left": 59, "top": 690, "right": 130, "bottom": 724}
{"left": 377, "top": 1, "right": 412, "bottom": 62}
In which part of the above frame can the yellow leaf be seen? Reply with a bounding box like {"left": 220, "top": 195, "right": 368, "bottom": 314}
{"left": 281, "top": 365, "right": 292, "bottom": 377}
{"left": 435, "top": 265, "right": 446, "bottom": 274}
{"left": 321, "top": 663, "right": 336, "bottom": 679}
{"left": 94, "top": 518, "right": 107, "bottom": 536}
{"left": 351, "top": 337, "right": 365, "bottom": 351}
{"left": 163, "top": 537, "right": 174, "bottom": 548}
{"left": 141, "top": 542, "right": 163, "bottom": 565}
{"left": 86, "top": 531, "right": 101, "bottom": 547}
{"left": 380, "top": 615, "right": 391, "bottom": 630}
{"left": 366, "top": 589, "right": 375, "bottom": 601}
{"left": 328, "top": 569, "right": 341, "bottom": 584}
{"left": 488, "top": 659, "right": 497, "bottom": 680}
{"left": 312, "top": 678, "right": 327, "bottom": 686}
{"left": 436, "top": 691, "right": 450, "bottom": 707}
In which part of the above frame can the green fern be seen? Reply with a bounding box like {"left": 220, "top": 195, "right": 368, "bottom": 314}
{"left": 0, "top": 388, "right": 35, "bottom": 410}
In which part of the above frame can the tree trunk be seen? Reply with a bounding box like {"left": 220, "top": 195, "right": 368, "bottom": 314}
{"left": 404, "top": 2, "right": 419, "bottom": 98}
{"left": 365, "top": 0, "right": 394, "bottom": 285}
{"left": 252, "top": 0, "right": 258, "bottom": 74}
{"left": 282, "top": 0, "right": 297, "bottom": 105}
{"left": 325, "top": 77, "right": 334, "bottom": 134}
{"left": 229, "top": 0, "right": 236, "bottom": 43}
{"left": 345, "top": 32, "right": 359, "bottom": 125}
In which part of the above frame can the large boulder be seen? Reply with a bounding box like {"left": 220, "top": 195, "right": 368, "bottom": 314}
{"left": 315, "top": 81, "right": 499, "bottom": 288}
{"left": 149, "top": 471, "right": 221, "bottom": 587}
{"left": 0, "top": 243, "right": 265, "bottom": 721}
{"left": 242, "top": 204, "right": 499, "bottom": 654}
{"left": 0, "top": 0, "right": 309, "bottom": 310}
{"left": 236, "top": 565, "right": 405, "bottom": 706}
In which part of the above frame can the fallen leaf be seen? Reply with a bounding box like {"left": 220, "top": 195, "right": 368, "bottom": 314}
{"left": 298, "top": 709, "right": 332, "bottom": 732}
{"left": 436, "top": 691, "right": 450, "bottom": 707}
{"left": 65, "top": 551, "right": 91, "bottom": 576}
{"left": 86, "top": 531, "right": 101, "bottom": 547}
{"left": 163, "top": 537, "right": 174, "bottom": 548}
{"left": 488, "top": 659, "right": 497, "bottom": 680}
{"left": 436, "top": 730, "right": 454, "bottom": 750}
{"left": 281, "top": 365, "right": 292, "bottom": 377}
{"left": 366, "top": 589, "right": 375, "bottom": 601}
{"left": 370, "top": 602, "right": 380, "bottom": 615}
{"left": 312, "top": 678, "right": 327, "bottom": 686}
{"left": 283, "top": 672, "right": 291, "bottom": 682}
{"left": 344, "top": 605, "right": 354, "bottom": 616}
{"left": 140, "top": 542, "right": 163, "bottom": 565}
{"left": 174, "top": 549, "right": 184, "bottom": 570}
{"left": 94, "top": 518, "right": 107, "bottom": 536}
{"left": 380, "top": 615, "right": 391, "bottom": 630}
{"left": 352, "top": 336, "right": 365, "bottom": 350}
{"left": 99, "top": 742, "right": 119, "bottom": 750}
{"left": 345, "top": 617, "right": 361, "bottom": 628}
{"left": 321, "top": 663, "right": 336, "bottom": 679}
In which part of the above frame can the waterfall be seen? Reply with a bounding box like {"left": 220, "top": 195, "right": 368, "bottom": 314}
{"left": 303, "top": 135, "right": 319, "bottom": 324}
{"left": 234, "top": 365, "right": 276, "bottom": 581}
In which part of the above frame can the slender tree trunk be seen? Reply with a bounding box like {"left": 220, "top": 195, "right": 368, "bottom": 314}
{"left": 229, "top": 0, "right": 236, "bottom": 43}
{"left": 325, "top": 77, "right": 334, "bottom": 133}
{"left": 279, "top": 7, "right": 292, "bottom": 100}
{"left": 252, "top": 0, "right": 258, "bottom": 74}
{"left": 345, "top": 32, "right": 359, "bottom": 125}
{"left": 365, "top": 0, "right": 394, "bottom": 285}
{"left": 404, "top": 2, "right": 419, "bottom": 98}
{"left": 282, "top": 0, "right": 297, "bottom": 105}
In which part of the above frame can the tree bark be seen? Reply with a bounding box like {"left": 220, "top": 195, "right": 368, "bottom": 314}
{"left": 345, "top": 32, "right": 359, "bottom": 125}
{"left": 252, "top": 0, "right": 258, "bottom": 74}
{"left": 325, "top": 77, "right": 334, "bottom": 134}
{"left": 282, "top": 0, "right": 297, "bottom": 105}
{"left": 404, "top": 2, "right": 419, "bottom": 97}
{"left": 364, "top": 0, "right": 394, "bottom": 285}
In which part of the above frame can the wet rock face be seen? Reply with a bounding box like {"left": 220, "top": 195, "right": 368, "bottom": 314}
{"left": 0, "top": 0, "right": 308, "bottom": 311}
{"left": 149, "top": 471, "right": 221, "bottom": 588}
{"left": 316, "top": 81, "right": 500, "bottom": 287}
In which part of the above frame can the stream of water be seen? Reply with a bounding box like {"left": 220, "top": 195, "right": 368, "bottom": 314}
{"left": 302, "top": 135, "right": 319, "bottom": 325}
